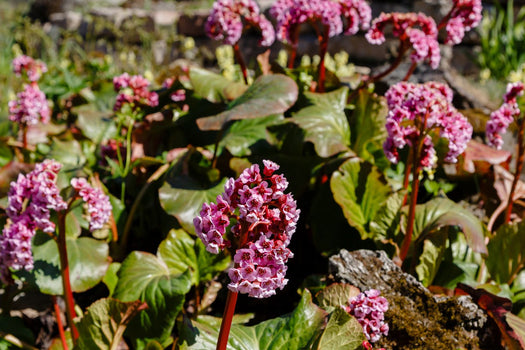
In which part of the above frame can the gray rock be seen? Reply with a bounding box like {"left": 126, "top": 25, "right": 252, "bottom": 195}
{"left": 328, "top": 249, "right": 494, "bottom": 349}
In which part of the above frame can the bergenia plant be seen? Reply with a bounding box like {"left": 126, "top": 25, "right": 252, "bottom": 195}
{"left": 112, "top": 72, "right": 159, "bottom": 201}
{"left": 271, "top": 0, "right": 371, "bottom": 91}
{"left": 440, "top": 0, "right": 483, "bottom": 45}
{"left": 383, "top": 82, "right": 473, "bottom": 261}
{"left": 366, "top": 12, "right": 440, "bottom": 81}
{"left": 486, "top": 82, "right": 525, "bottom": 224}
{"left": 206, "top": 0, "right": 275, "bottom": 83}
{"left": 0, "top": 159, "right": 112, "bottom": 347}
{"left": 344, "top": 289, "right": 389, "bottom": 344}
{"left": 194, "top": 160, "right": 300, "bottom": 349}
{"left": 8, "top": 55, "right": 50, "bottom": 149}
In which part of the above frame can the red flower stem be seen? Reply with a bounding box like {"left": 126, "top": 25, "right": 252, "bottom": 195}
{"left": 216, "top": 290, "right": 239, "bottom": 350}
{"left": 437, "top": 4, "right": 456, "bottom": 31}
{"left": 288, "top": 28, "right": 300, "bottom": 69}
{"left": 57, "top": 212, "right": 79, "bottom": 343}
{"left": 402, "top": 62, "right": 418, "bottom": 81}
{"left": 368, "top": 41, "right": 409, "bottom": 84}
{"left": 317, "top": 27, "right": 329, "bottom": 92}
{"left": 504, "top": 116, "right": 525, "bottom": 223}
{"left": 22, "top": 125, "right": 28, "bottom": 150}
{"left": 399, "top": 149, "right": 421, "bottom": 262}
{"left": 52, "top": 296, "right": 69, "bottom": 350}
{"left": 233, "top": 43, "right": 248, "bottom": 85}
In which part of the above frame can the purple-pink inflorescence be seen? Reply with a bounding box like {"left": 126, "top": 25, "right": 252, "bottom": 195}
{"left": 444, "top": 0, "right": 482, "bottom": 45}
{"left": 0, "top": 160, "right": 66, "bottom": 282}
{"left": 113, "top": 73, "right": 159, "bottom": 112}
{"left": 366, "top": 12, "right": 440, "bottom": 69}
{"left": 205, "top": 0, "right": 275, "bottom": 47}
{"left": 337, "top": 0, "right": 372, "bottom": 35}
{"left": 12, "top": 55, "right": 47, "bottom": 82}
{"left": 271, "top": 0, "right": 343, "bottom": 44}
{"left": 486, "top": 82, "right": 524, "bottom": 149}
{"left": 344, "top": 289, "right": 389, "bottom": 343}
{"left": 8, "top": 84, "right": 51, "bottom": 126}
{"left": 71, "top": 178, "right": 112, "bottom": 231}
{"left": 383, "top": 81, "right": 473, "bottom": 168}
{"left": 194, "top": 160, "right": 300, "bottom": 298}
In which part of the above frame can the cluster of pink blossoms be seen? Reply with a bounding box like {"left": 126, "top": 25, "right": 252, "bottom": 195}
{"left": 486, "top": 82, "right": 524, "bottom": 149}
{"left": 71, "top": 178, "right": 112, "bottom": 231}
{"left": 0, "top": 160, "right": 66, "bottom": 282}
{"left": 12, "top": 55, "right": 47, "bottom": 82}
{"left": 366, "top": 12, "right": 440, "bottom": 69}
{"left": 9, "top": 56, "right": 50, "bottom": 127}
{"left": 113, "top": 73, "right": 159, "bottom": 112}
{"left": 270, "top": 0, "right": 371, "bottom": 44}
{"left": 384, "top": 82, "right": 473, "bottom": 168}
{"left": 205, "top": 0, "right": 275, "bottom": 47}
{"left": 162, "top": 78, "right": 186, "bottom": 102}
{"left": 445, "top": 0, "right": 482, "bottom": 45}
{"left": 0, "top": 160, "right": 112, "bottom": 284}
{"left": 344, "top": 289, "right": 389, "bottom": 343}
{"left": 194, "top": 160, "right": 300, "bottom": 298}
{"left": 8, "top": 84, "right": 51, "bottom": 126}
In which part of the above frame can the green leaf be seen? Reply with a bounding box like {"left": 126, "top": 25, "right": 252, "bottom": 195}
{"left": 158, "top": 168, "right": 228, "bottom": 234}
{"left": 190, "top": 67, "right": 247, "bottom": 103}
{"left": 73, "top": 105, "right": 117, "bottom": 143}
{"left": 218, "top": 114, "right": 283, "bottom": 157}
{"left": 486, "top": 221, "right": 525, "bottom": 285}
{"left": 506, "top": 313, "right": 525, "bottom": 349}
{"left": 0, "top": 316, "right": 35, "bottom": 350}
{"left": 369, "top": 191, "right": 405, "bottom": 240}
{"left": 291, "top": 87, "right": 351, "bottom": 157}
{"left": 415, "top": 228, "right": 448, "bottom": 287}
{"left": 48, "top": 137, "right": 86, "bottom": 171}
{"left": 315, "top": 283, "right": 360, "bottom": 313}
{"left": 349, "top": 90, "right": 388, "bottom": 161}
{"left": 0, "top": 143, "right": 12, "bottom": 167}
{"left": 196, "top": 74, "right": 298, "bottom": 131}
{"left": 315, "top": 308, "right": 365, "bottom": 350}
{"left": 113, "top": 251, "right": 192, "bottom": 349}
{"left": 413, "top": 197, "right": 487, "bottom": 254}
{"left": 74, "top": 298, "right": 148, "bottom": 350}
{"left": 330, "top": 158, "right": 392, "bottom": 239}
{"left": 158, "top": 229, "right": 230, "bottom": 286}
{"left": 179, "top": 290, "right": 327, "bottom": 350}
{"left": 18, "top": 233, "right": 110, "bottom": 295}
{"left": 103, "top": 262, "right": 121, "bottom": 297}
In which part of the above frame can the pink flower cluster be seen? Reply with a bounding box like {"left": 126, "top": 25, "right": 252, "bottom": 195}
{"left": 12, "top": 55, "right": 47, "bottom": 82}
{"left": 113, "top": 73, "right": 159, "bottom": 112}
{"left": 162, "top": 78, "right": 186, "bottom": 102}
{"left": 8, "top": 84, "right": 51, "bottom": 126}
{"left": 445, "top": 0, "right": 482, "bottom": 45}
{"left": 271, "top": 0, "right": 371, "bottom": 43}
{"left": 338, "top": 0, "right": 372, "bottom": 35}
{"left": 366, "top": 12, "right": 440, "bottom": 69}
{"left": 0, "top": 160, "right": 66, "bottom": 282}
{"left": 384, "top": 82, "right": 473, "bottom": 168}
{"left": 486, "top": 82, "right": 524, "bottom": 149}
{"left": 71, "top": 178, "right": 112, "bottom": 231}
{"left": 194, "top": 160, "right": 300, "bottom": 298}
{"left": 205, "top": 0, "right": 275, "bottom": 47}
{"left": 344, "top": 289, "right": 389, "bottom": 343}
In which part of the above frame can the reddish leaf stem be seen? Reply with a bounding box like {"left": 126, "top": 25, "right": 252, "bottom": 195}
{"left": 233, "top": 43, "right": 248, "bottom": 85}
{"left": 216, "top": 290, "right": 238, "bottom": 350}
{"left": 399, "top": 154, "right": 421, "bottom": 262}
{"left": 504, "top": 117, "right": 525, "bottom": 223}
{"left": 52, "top": 296, "right": 69, "bottom": 350}
{"left": 288, "top": 28, "right": 300, "bottom": 69}
{"left": 317, "top": 27, "right": 329, "bottom": 92}
{"left": 57, "top": 212, "right": 79, "bottom": 343}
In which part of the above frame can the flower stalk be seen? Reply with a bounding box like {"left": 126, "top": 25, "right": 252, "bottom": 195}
{"left": 216, "top": 290, "right": 239, "bottom": 350}
{"left": 504, "top": 116, "right": 525, "bottom": 223}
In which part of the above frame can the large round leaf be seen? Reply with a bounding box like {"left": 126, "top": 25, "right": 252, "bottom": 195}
{"left": 113, "top": 251, "right": 192, "bottom": 349}
{"left": 158, "top": 169, "right": 227, "bottom": 234}
{"left": 291, "top": 87, "right": 351, "bottom": 157}
{"left": 18, "top": 233, "right": 110, "bottom": 295}
{"left": 330, "top": 158, "right": 392, "bottom": 239}
{"left": 179, "top": 290, "right": 327, "bottom": 350}
{"left": 190, "top": 67, "right": 247, "bottom": 103}
{"left": 196, "top": 74, "right": 298, "bottom": 131}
